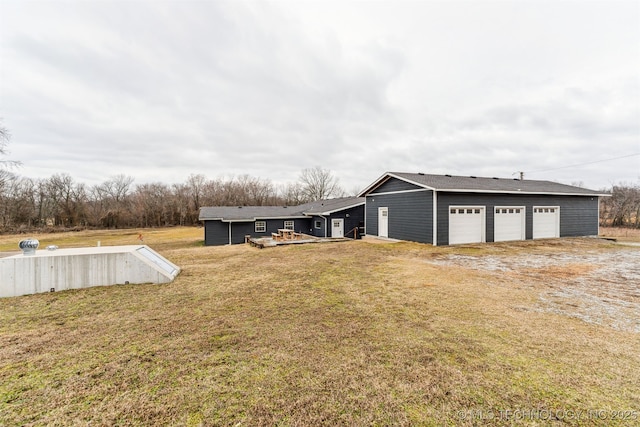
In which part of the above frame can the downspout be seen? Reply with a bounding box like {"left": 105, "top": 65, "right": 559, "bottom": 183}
{"left": 228, "top": 222, "right": 232, "bottom": 245}
{"left": 363, "top": 198, "right": 367, "bottom": 237}
{"left": 319, "top": 215, "right": 327, "bottom": 237}
{"left": 597, "top": 196, "right": 601, "bottom": 237}
{"left": 432, "top": 191, "right": 438, "bottom": 246}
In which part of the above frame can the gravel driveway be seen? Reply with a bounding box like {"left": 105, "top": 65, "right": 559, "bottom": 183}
{"left": 427, "top": 240, "right": 640, "bottom": 332}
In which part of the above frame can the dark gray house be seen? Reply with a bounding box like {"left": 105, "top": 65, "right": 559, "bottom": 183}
{"left": 199, "top": 197, "right": 365, "bottom": 246}
{"left": 358, "top": 172, "right": 608, "bottom": 246}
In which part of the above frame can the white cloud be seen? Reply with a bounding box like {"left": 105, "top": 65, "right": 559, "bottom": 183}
{"left": 1, "top": 0, "right": 638, "bottom": 192}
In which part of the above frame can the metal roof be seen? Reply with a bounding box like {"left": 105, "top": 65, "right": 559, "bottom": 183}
{"left": 199, "top": 197, "right": 365, "bottom": 221}
{"left": 359, "top": 172, "right": 609, "bottom": 197}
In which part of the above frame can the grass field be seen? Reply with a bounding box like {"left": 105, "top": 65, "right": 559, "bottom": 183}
{"left": 1, "top": 227, "right": 639, "bottom": 426}
{"left": 600, "top": 226, "right": 640, "bottom": 242}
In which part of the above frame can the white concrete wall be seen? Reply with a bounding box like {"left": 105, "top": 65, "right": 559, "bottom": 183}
{"left": 0, "top": 245, "right": 180, "bottom": 298}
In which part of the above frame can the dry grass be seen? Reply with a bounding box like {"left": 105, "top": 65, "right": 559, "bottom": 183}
{"left": 0, "top": 227, "right": 203, "bottom": 255}
{"left": 1, "top": 229, "right": 639, "bottom": 426}
{"left": 600, "top": 226, "right": 640, "bottom": 242}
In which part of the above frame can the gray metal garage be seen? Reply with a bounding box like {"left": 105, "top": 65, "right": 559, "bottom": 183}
{"left": 359, "top": 172, "right": 608, "bottom": 245}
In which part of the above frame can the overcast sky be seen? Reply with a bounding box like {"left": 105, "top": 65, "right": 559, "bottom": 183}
{"left": 1, "top": 0, "right": 638, "bottom": 193}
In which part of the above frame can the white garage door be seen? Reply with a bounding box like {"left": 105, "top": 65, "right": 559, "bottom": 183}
{"left": 449, "top": 207, "right": 485, "bottom": 245}
{"left": 494, "top": 207, "right": 525, "bottom": 242}
{"left": 533, "top": 206, "right": 560, "bottom": 239}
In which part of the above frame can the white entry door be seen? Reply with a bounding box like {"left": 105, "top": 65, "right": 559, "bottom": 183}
{"left": 378, "top": 207, "right": 388, "bottom": 238}
{"left": 332, "top": 218, "right": 344, "bottom": 238}
{"left": 449, "top": 206, "right": 485, "bottom": 245}
{"left": 494, "top": 207, "right": 525, "bottom": 242}
{"left": 533, "top": 207, "right": 560, "bottom": 239}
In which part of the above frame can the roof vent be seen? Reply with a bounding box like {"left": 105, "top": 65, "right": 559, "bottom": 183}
{"left": 418, "top": 172, "right": 425, "bottom": 175}
{"left": 470, "top": 176, "right": 477, "bottom": 179}
{"left": 19, "top": 238, "right": 39, "bottom": 256}
{"left": 238, "top": 206, "right": 242, "bottom": 208}
{"left": 445, "top": 174, "right": 452, "bottom": 177}
{"left": 492, "top": 177, "right": 499, "bottom": 180}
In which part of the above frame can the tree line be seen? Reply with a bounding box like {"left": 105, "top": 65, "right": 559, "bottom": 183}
{"left": 599, "top": 183, "right": 640, "bottom": 228}
{"left": 0, "top": 169, "right": 349, "bottom": 232}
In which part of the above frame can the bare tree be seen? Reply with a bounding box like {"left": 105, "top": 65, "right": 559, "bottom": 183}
{"left": 201, "top": 178, "right": 221, "bottom": 206}
{"left": 45, "top": 174, "right": 87, "bottom": 226}
{"left": 132, "top": 182, "right": 171, "bottom": 227}
{"left": 186, "top": 173, "right": 206, "bottom": 215}
{"left": 97, "top": 174, "right": 134, "bottom": 228}
{"left": 0, "top": 173, "right": 17, "bottom": 228}
{"left": 1, "top": 120, "right": 21, "bottom": 187}
{"left": 600, "top": 182, "right": 640, "bottom": 228}
{"left": 299, "top": 166, "right": 344, "bottom": 201}
{"left": 279, "top": 182, "right": 306, "bottom": 206}
{"left": 171, "top": 183, "right": 191, "bottom": 225}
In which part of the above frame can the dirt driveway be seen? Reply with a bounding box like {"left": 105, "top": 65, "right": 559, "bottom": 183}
{"left": 426, "top": 239, "right": 640, "bottom": 332}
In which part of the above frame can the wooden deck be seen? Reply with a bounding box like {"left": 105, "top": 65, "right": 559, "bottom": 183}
{"left": 247, "top": 234, "right": 351, "bottom": 249}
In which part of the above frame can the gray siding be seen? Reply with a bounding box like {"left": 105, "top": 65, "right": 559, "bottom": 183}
{"left": 309, "top": 205, "right": 364, "bottom": 238}
{"left": 204, "top": 218, "right": 313, "bottom": 245}
{"left": 204, "top": 220, "right": 229, "bottom": 246}
{"left": 310, "top": 216, "right": 327, "bottom": 237}
{"left": 370, "top": 177, "right": 422, "bottom": 194}
{"left": 366, "top": 190, "right": 433, "bottom": 243}
{"left": 329, "top": 204, "right": 365, "bottom": 238}
{"left": 437, "top": 193, "right": 599, "bottom": 245}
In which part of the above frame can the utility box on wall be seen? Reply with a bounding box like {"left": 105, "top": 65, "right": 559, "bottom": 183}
{"left": 0, "top": 245, "right": 180, "bottom": 298}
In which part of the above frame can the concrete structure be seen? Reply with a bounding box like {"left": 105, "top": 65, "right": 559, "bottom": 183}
{"left": 0, "top": 245, "right": 180, "bottom": 298}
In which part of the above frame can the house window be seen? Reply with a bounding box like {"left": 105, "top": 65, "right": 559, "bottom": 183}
{"left": 284, "top": 220, "right": 294, "bottom": 230}
{"left": 314, "top": 220, "right": 322, "bottom": 229}
{"left": 255, "top": 221, "right": 266, "bottom": 233}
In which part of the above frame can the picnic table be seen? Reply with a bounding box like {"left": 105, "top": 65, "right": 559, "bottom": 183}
{"left": 272, "top": 229, "right": 303, "bottom": 241}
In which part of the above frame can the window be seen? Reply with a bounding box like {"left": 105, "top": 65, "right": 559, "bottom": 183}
{"left": 314, "top": 220, "right": 322, "bottom": 229}
{"left": 255, "top": 221, "right": 266, "bottom": 233}
{"left": 535, "top": 207, "right": 556, "bottom": 214}
{"left": 284, "top": 220, "right": 294, "bottom": 230}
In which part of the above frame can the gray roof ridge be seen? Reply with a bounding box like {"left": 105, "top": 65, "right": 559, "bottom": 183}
{"left": 384, "top": 171, "right": 607, "bottom": 195}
